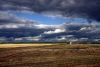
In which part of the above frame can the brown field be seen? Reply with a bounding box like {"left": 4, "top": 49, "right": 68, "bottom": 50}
{"left": 0, "top": 44, "right": 100, "bottom": 67}
{"left": 0, "top": 44, "right": 53, "bottom": 48}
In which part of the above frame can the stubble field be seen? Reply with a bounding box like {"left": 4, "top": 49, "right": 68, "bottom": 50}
{"left": 0, "top": 44, "right": 100, "bottom": 67}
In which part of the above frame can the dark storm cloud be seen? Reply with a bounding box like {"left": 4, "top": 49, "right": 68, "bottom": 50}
{"left": 31, "top": 23, "right": 100, "bottom": 42}
{"left": 0, "top": 28, "right": 49, "bottom": 38}
{"left": 0, "top": 0, "right": 100, "bottom": 42}
{"left": 0, "top": 0, "right": 100, "bottom": 21}
{"left": 0, "top": 23, "right": 100, "bottom": 42}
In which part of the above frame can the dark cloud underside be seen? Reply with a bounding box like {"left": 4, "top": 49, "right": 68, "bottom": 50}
{"left": 0, "top": 0, "right": 100, "bottom": 21}
{"left": 0, "top": 0, "right": 100, "bottom": 42}
{"left": 0, "top": 23, "right": 100, "bottom": 42}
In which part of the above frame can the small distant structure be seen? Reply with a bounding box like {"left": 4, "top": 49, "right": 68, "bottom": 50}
{"left": 70, "top": 42, "right": 72, "bottom": 44}
{"left": 69, "top": 41, "right": 79, "bottom": 44}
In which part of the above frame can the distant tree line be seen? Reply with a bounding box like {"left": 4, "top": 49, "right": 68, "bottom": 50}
{"left": 0, "top": 42, "right": 70, "bottom": 44}
{"left": 0, "top": 42, "right": 100, "bottom": 44}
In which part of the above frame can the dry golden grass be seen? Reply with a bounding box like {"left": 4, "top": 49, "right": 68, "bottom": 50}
{"left": 0, "top": 44, "right": 100, "bottom": 67}
{"left": 0, "top": 44, "right": 53, "bottom": 48}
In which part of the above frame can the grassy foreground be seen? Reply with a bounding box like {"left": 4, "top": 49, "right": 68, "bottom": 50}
{"left": 0, "top": 44, "right": 100, "bottom": 67}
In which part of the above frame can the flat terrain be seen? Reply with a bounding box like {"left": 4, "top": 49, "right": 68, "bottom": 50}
{"left": 0, "top": 44, "right": 53, "bottom": 48}
{"left": 0, "top": 44, "right": 100, "bottom": 67}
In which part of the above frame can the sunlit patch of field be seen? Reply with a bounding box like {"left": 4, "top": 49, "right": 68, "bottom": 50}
{"left": 0, "top": 44, "right": 53, "bottom": 48}
{"left": 0, "top": 44, "right": 100, "bottom": 67}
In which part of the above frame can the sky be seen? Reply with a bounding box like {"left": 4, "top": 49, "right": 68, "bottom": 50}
{"left": 0, "top": 0, "right": 100, "bottom": 42}
{"left": 13, "top": 11, "right": 88, "bottom": 25}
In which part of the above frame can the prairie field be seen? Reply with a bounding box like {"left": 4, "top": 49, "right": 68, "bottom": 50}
{"left": 0, "top": 44, "right": 100, "bottom": 67}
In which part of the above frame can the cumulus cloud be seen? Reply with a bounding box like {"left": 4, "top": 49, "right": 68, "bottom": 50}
{"left": 0, "top": 11, "right": 38, "bottom": 25}
{"left": 44, "top": 29, "right": 66, "bottom": 34}
{"left": 0, "top": 23, "right": 100, "bottom": 42}
{"left": 0, "top": 0, "right": 100, "bottom": 42}
{"left": 0, "top": 0, "right": 100, "bottom": 22}
{"left": 14, "top": 36, "right": 41, "bottom": 42}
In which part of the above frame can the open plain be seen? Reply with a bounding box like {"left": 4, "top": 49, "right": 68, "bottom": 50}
{"left": 0, "top": 44, "right": 100, "bottom": 67}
